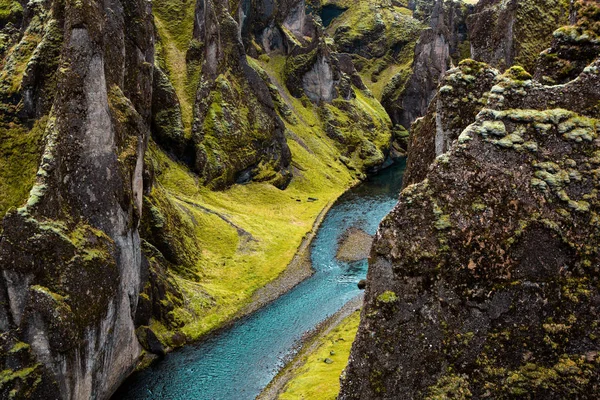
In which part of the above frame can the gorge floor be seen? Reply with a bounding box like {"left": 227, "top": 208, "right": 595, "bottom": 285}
{"left": 113, "top": 160, "right": 406, "bottom": 400}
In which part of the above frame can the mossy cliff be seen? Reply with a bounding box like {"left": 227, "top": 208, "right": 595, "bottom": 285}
{"left": 1, "top": 0, "right": 153, "bottom": 399}
{"left": 403, "top": 1, "right": 599, "bottom": 187}
{"left": 139, "top": 0, "right": 393, "bottom": 351}
{"left": 340, "top": 5, "right": 600, "bottom": 399}
{"left": 386, "top": 0, "right": 474, "bottom": 131}
{"left": 403, "top": 59, "right": 499, "bottom": 186}
{"left": 468, "top": 0, "right": 571, "bottom": 72}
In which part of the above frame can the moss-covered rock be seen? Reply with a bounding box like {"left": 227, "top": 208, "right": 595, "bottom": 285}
{"left": 0, "top": 332, "right": 60, "bottom": 399}
{"left": 190, "top": 0, "right": 292, "bottom": 189}
{"left": 0, "top": 0, "right": 154, "bottom": 398}
{"left": 386, "top": 0, "right": 473, "bottom": 130}
{"left": 340, "top": 56, "right": 600, "bottom": 400}
{"left": 534, "top": 0, "right": 600, "bottom": 85}
{"left": 403, "top": 59, "right": 499, "bottom": 186}
{"left": 468, "top": 0, "right": 571, "bottom": 72}
{"left": 151, "top": 65, "right": 188, "bottom": 159}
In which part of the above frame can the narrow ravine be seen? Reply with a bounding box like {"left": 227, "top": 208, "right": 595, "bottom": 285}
{"left": 114, "top": 160, "right": 406, "bottom": 400}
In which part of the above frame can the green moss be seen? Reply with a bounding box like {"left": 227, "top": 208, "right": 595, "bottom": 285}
{"left": 153, "top": 0, "right": 199, "bottom": 135}
{"left": 8, "top": 342, "right": 29, "bottom": 354}
{"left": 504, "top": 66, "right": 533, "bottom": 82}
{"left": 0, "top": 0, "right": 22, "bottom": 23}
{"left": 514, "top": 0, "right": 570, "bottom": 71}
{"left": 503, "top": 355, "right": 595, "bottom": 395}
{"left": 328, "top": 1, "right": 424, "bottom": 101}
{"left": 283, "top": 48, "right": 319, "bottom": 98}
{"left": 0, "top": 117, "right": 48, "bottom": 219}
{"left": 0, "top": 365, "right": 39, "bottom": 387}
{"left": 377, "top": 291, "right": 399, "bottom": 303}
{"left": 433, "top": 203, "right": 452, "bottom": 231}
{"left": 426, "top": 373, "right": 472, "bottom": 400}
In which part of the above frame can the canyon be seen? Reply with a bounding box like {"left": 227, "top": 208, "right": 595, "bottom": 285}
{"left": 0, "top": 0, "right": 598, "bottom": 399}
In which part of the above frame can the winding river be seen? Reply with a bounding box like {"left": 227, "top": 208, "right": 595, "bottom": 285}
{"left": 114, "top": 160, "right": 406, "bottom": 400}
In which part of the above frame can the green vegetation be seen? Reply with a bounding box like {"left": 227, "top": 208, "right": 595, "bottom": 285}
{"left": 146, "top": 56, "right": 365, "bottom": 338}
{"left": 147, "top": 137, "right": 355, "bottom": 340}
{"left": 152, "top": 0, "right": 199, "bottom": 135}
{"left": 377, "top": 291, "right": 398, "bottom": 303}
{"left": 278, "top": 311, "right": 361, "bottom": 400}
{"left": 326, "top": 0, "right": 424, "bottom": 101}
{"left": 0, "top": 117, "right": 47, "bottom": 219}
{"left": 0, "top": 0, "right": 22, "bottom": 22}
{"left": 514, "top": 0, "right": 571, "bottom": 71}
{"left": 147, "top": 38, "right": 393, "bottom": 342}
{"left": 427, "top": 374, "right": 472, "bottom": 399}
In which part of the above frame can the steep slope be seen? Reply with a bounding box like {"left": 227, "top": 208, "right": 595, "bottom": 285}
{"left": 468, "top": 0, "right": 571, "bottom": 72}
{"left": 403, "top": 59, "right": 499, "bottom": 186}
{"left": 386, "top": 0, "right": 473, "bottom": 131}
{"left": 341, "top": 4, "right": 600, "bottom": 399}
{"left": 139, "top": 0, "right": 394, "bottom": 350}
{"left": 0, "top": 0, "right": 153, "bottom": 398}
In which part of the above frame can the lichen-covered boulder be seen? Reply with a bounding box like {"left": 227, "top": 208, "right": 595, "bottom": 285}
{"left": 340, "top": 54, "right": 600, "bottom": 400}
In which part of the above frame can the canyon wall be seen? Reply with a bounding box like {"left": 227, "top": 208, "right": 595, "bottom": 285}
{"left": 341, "top": 1, "right": 600, "bottom": 398}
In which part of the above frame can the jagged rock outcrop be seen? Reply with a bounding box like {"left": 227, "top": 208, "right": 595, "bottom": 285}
{"left": 341, "top": 5, "right": 600, "bottom": 398}
{"left": 402, "top": 59, "right": 499, "bottom": 187}
{"left": 403, "top": 0, "right": 600, "bottom": 187}
{"left": 468, "top": 0, "right": 571, "bottom": 72}
{"left": 185, "top": 0, "right": 293, "bottom": 189}
{"left": 341, "top": 57, "right": 600, "bottom": 400}
{"left": 241, "top": 0, "right": 315, "bottom": 55}
{"left": 535, "top": 0, "right": 600, "bottom": 85}
{"left": 384, "top": 0, "right": 473, "bottom": 130}
{"left": 0, "top": 0, "right": 154, "bottom": 398}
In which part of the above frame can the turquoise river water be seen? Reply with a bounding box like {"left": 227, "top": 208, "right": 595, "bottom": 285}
{"left": 114, "top": 160, "right": 406, "bottom": 399}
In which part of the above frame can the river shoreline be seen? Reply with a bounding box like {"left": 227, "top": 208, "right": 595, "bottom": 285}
{"left": 124, "top": 188, "right": 352, "bottom": 377}
{"left": 115, "top": 160, "right": 406, "bottom": 399}
{"left": 258, "top": 295, "right": 364, "bottom": 400}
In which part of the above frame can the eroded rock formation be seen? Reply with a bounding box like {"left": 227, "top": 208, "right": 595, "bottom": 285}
{"left": 0, "top": 0, "right": 398, "bottom": 397}
{"left": 0, "top": 0, "right": 153, "bottom": 398}
{"left": 341, "top": 2, "right": 600, "bottom": 398}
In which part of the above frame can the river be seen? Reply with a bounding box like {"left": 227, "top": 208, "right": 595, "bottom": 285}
{"left": 114, "top": 159, "right": 406, "bottom": 400}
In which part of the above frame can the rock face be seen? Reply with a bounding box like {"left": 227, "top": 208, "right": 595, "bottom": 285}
{"left": 403, "top": 59, "right": 499, "bottom": 187}
{"left": 468, "top": 0, "right": 570, "bottom": 72}
{"left": 535, "top": 0, "right": 600, "bottom": 85}
{"left": 189, "top": 0, "right": 292, "bottom": 189}
{"left": 386, "top": 0, "right": 473, "bottom": 130}
{"left": 341, "top": 4, "right": 600, "bottom": 398}
{"left": 0, "top": 0, "right": 153, "bottom": 398}
{"left": 402, "top": 0, "right": 598, "bottom": 189}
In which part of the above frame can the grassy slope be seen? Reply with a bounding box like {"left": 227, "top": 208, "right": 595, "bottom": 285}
{"left": 278, "top": 311, "right": 361, "bottom": 400}
{"left": 152, "top": 0, "right": 199, "bottom": 135}
{"left": 323, "top": 0, "right": 423, "bottom": 101}
{"left": 148, "top": 0, "right": 392, "bottom": 344}
{"left": 149, "top": 53, "right": 371, "bottom": 340}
